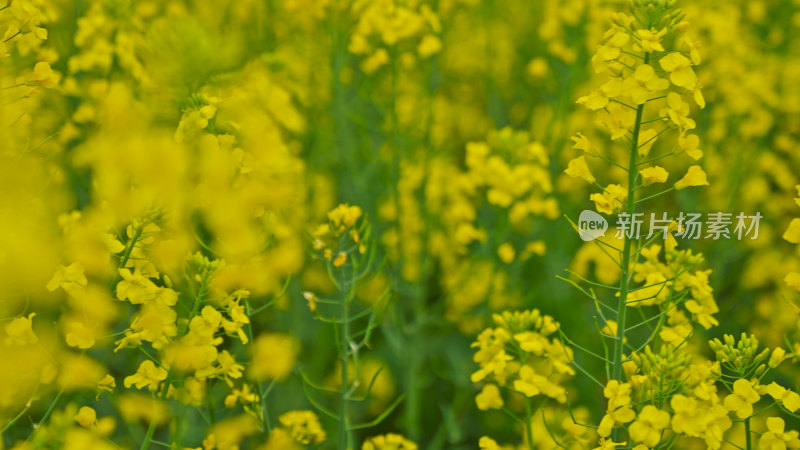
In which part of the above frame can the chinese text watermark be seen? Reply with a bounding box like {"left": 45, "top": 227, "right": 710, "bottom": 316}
{"left": 577, "top": 211, "right": 762, "bottom": 242}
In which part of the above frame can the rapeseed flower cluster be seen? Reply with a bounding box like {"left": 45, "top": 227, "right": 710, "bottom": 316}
{"left": 2, "top": 0, "right": 800, "bottom": 448}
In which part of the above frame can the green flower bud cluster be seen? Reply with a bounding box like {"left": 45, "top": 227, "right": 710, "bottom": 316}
{"left": 709, "top": 333, "right": 770, "bottom": 377}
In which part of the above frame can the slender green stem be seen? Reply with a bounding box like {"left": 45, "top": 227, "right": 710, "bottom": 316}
{"left": 244, "top": 298, "right": 271, "bottom": 433}
{"left": 338, "top": 266, "right": 354, "bottom": 450}
{"left": 610, "top": 51, "right": 649, "bottom": 442}
{"left": 745, "top": 417, "right": 752, "bottom": 450}
{"left": 635, "top": 187, "right": 675, "bottom": 204}
{"left": 206, "top": 382, "right": 216, "bottom": 425}
{"left": 139, "top": 406, "right": 159, "bottom": 450}
{"left": 1, "top": 403, "right": 31, "bottom": 436}
{"left": 524, "top": 398, "right": 536, "bottom": 450}
{"left": 119, "top": 228, "right": 142, "bottom": 269}
{"left": 3, "top": 30, "right": 20, "bottom": 42}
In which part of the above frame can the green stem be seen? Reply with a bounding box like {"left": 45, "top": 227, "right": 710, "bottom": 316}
{"left": 206, "top": 382, "right": 216, "bottom": 425}
{"left": 119, "top": 228, "right": 142, "bottom": 269}
{"left": 339, "top": 267, "right": 354, "bottom": 450}
{"left": 3, "top": 30, "right": 20, "bottom": 43}
{"left": 745, "top": 417, "right": 751, "bottom": 450}
{"left": 2, "top": 403, "right": 31, "bottom": 437}
{"left": 524, "top": 398, "right": 536, "bottom": 450}
{"left": 244, "top": 298, "right": 271, "bottom": 433}
{"left": 610, "top": 51, "right": 649, "bottom": 442}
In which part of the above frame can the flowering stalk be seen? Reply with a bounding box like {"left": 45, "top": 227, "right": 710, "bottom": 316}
{"left": 563, "top": 1, "right": 728, "bottom": 446}
{"left": 141, "top": 255, "right": 213, "bottom": 450}
{"left": 308, "top": 204, "right": 403, "bottom": 448}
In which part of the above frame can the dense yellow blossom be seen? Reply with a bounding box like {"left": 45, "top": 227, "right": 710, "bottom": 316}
{"left": 2, "top": 0, "right": 799, "bottom": 448}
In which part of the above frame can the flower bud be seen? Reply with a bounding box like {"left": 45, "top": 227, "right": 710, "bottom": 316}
{"left": 754, "top": 348, "right": 770, "bottom": 366}
{"left": 769, "top": 348, "right": 788, "bottom": 368}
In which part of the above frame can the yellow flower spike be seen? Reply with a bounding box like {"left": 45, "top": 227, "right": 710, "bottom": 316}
{"left": 664, "top": 230, "right": 679, "bottom": 251}
{"left": 769, "top": 347, "right": 788, "bottom": 368}
{"left": 693, "top": 85, "right": 706, "bottom": 108}
{"left": 479, "top": 436, "right": 502, "bottom": 450}
{"left": 278, "top": 410, "right": 326, "bottom": 445}
{"left": 627, "top": 64, "right": 669, "bottom": 105}
{"left": 303, "top": 291, "right": 318, "bottom": 312}
{"left": 328, "top": 204, "right": 363, "bottom": 228}
{"left": 96, "top": 416, "right": 117, "bottom": 437}
{"left": 670, "top": 395, "right": 701, "bottom": 436}
{"left": 74, "top": 406, "right": 97, "bottom": 428}
{"left": 224, "top": 384, "right": 257, "bottom": 409}
{"left": 564, "top": 155, "right": 596, "bottom": 184}
{"left": 570, "top": 132, "right": 595, "bottom": 155}
{"left": 333, "top": 251, "right": 348, "bottom": 267}
{"left": 639, "top": 166, "right": 669, "bottom": 186}
{"left": 475, "top": 384, "right": 504, "bottom": 410}
{"left": 659, "top": 52, "right": 697, "bottom": 89}
{"left": 601, "top": 102, "right": 637, "bottom": 140}
{"left": 594, "top": 438, "right": 628, "bottom": 450}
{"left": 723, "top": 378, "right": 760, "bottom": 419}
{"left": 759, "top": 417, "right": 800, "bottom": 449}
{"left": 97, "top": 374, "right": 116, "bottom": 399}
{"left": 47, "top": 262, "right": 89, "bottom": 294}
{"left": 784, "top": 392, "right": 800, "bottom": 412}
{"left": 761, "top": 382, "right": 800, "bottom": 413}
{"left": 497, "top": 243, "right": 515, "bottom": 264}
{"left": 417, "top": 34, "right": 442, "bottom": 58}
{"left": 784, "top": 218, "right": 800, "bottom": 243}
{"left": 30, "top": 61, "right": 61, "bottom": 88}
{"left": 597, "top": 380, "right": 635, "bottom": 437}
{"left": 64, "top": 318, "right": 97, "bottom": 349}
{"left": 117, "top": 393, "right": 170, "bottom": 426}
{"left": 5, "top": 312, "right": 38, "bottom": 345}
{"left": 513, "top": 365, "right": 546, "bottom": 397}
{"left": 124, "top": 360, "right": 168, "bottom": 392}
{"left": 635, "top": 28, "right": 667, "bottom": 52}
{"left": 577, "top": 89, "right": 611, "bottom": 111}
{"left": 637, "top": 128, "right": 659, "bottom": 157}
{"left": 248, "top": 333, "right": 300, "bottom": 382}
{"left": 362, "top": 433, "right": 418, "bottom": 450}
{"left": 610, "top": 12, "right": 635, "bottom": 28}
{"left": 677, "top": 134, "right": 703, "bottom": 160}
{"left": 785, "top": 272, "right": 800, "bottom": 291}
{"left": 629, "top": 405, "right": 670, "bottom": 447}
{"left": 591, "top": 184, "right": 627, "bottom": 215}
{"left": 116, "top": 268, "right": 159, "bottom": 303}
{"left": 527, "top": 58, "right": 549, "bottom": 78}
{"left": 674, "top": 165, "right": 709, "bottom": 190}
{"left": 361, "top": 49, "right": 389, "bottom": 74}
{"left": 597, "top": 27, "right": 630, "bottom": 61}
{"left": 205, "top": 415, "right": 260, "bottom": 450}
{"left": 262, "top": 428, "right": 301, "bottom": 450}
{"left": 681, "top": 36, "right": 702, "bottom": 65}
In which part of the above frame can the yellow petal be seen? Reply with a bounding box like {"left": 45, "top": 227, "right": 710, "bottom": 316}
{"left": 784, "top": 219, "right": 800, "bottom": 244}
{"left": 564, "top": 156, "right": 596, "bottom": 184}
{"left": 674, "top": 165, "right": 709, "bottom": 190}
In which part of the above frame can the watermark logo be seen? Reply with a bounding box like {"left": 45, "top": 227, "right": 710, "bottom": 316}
{"left": 578, "top": 209, "right": 608, "bottom": 241}
{"left": 575, "top": 211, "right": 762, "bottom": 242}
